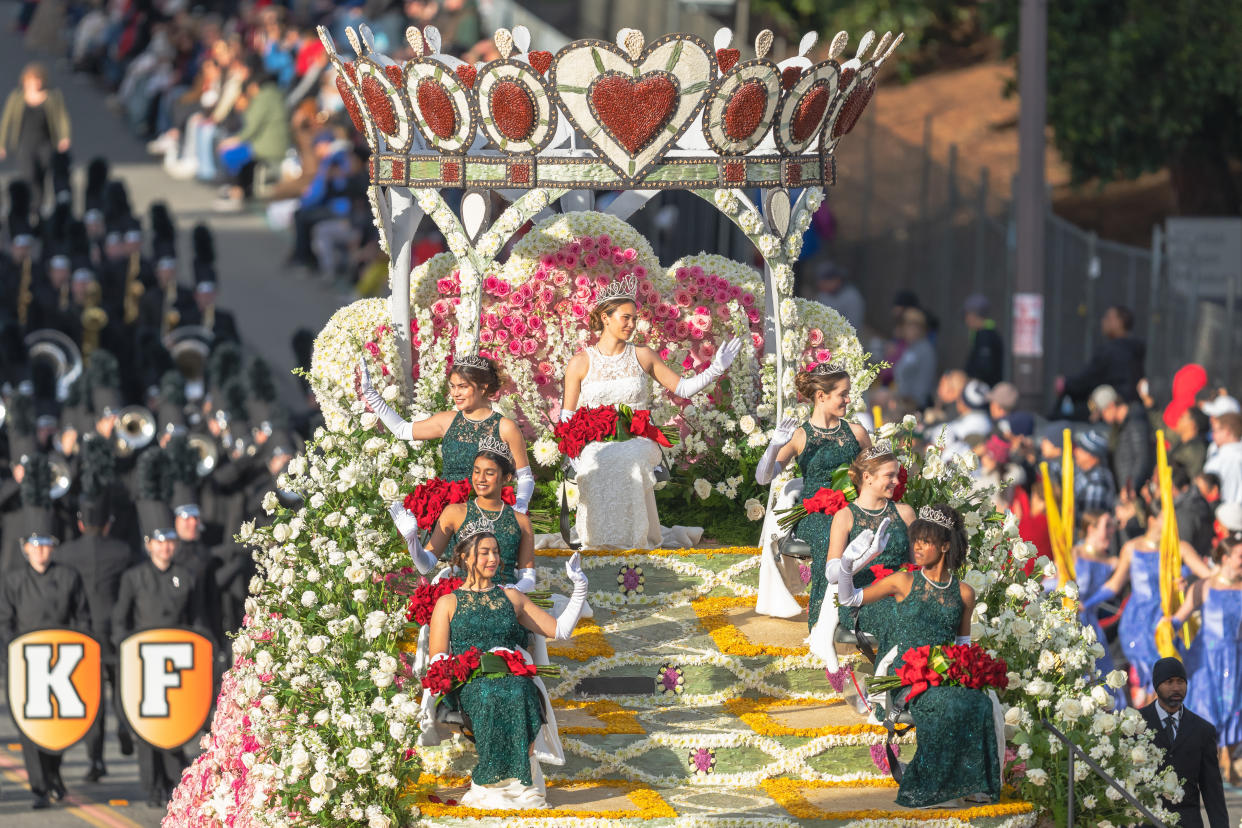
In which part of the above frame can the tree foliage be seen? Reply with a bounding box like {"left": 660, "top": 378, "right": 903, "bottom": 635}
{"left": 989, "top": 0, "right": 1242, "bottom": 214}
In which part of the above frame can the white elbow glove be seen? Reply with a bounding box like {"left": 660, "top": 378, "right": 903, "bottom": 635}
{"left": 507, "top": 567, "right": 536, "bottom": 593}
{"left": 389, "top": 502, "right": 437, "bottom": 574}
{"left": 836, "top": 518, "right": 892, "bottom": 608}
{"left": 360, "top": 359, "right": 413, "bottom": 441}
{"left": 554, "top": 552, "right": 588, "bottom": 640}
{"left": 674, "top": 337, "right": 741, "bottom": 398}
{"left": 755, "top": 416, "right": 799, "bottom": 485}
{"left": 825, "top": 558, "right": 842, "bottom": 587}
{"left": 514, "top": 466, "right": 535, "bottom": 513}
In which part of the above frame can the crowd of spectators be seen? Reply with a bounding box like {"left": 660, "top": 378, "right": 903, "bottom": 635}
{"left": 49, "top": 0, "right": 478, "bottom": 288}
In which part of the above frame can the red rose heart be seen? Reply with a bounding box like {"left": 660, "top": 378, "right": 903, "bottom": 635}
{"left": 454, "top": 64, "right": 478, "bottom": 88}
{"left": 590, "top": 73, "right": 678, "bottom": 155}
{"left": 833, "top": 81, "right": 875, "bottom": 139}
{"left": 385, "top": 65, "right": 404, "bottom": 88}
{"left": 336, "top": 76, "right": 365, "bottom": 134}
{"left": 361, "top": 75, "right": 397, "bottom": 135}
{"left": 715, "top": 48, "right": 740, "bottom": 74}
{"left": 780, "top": 66, "right": 802, "bottom": 90}
{"left": 528, "top": 51, "right": 553, "bottom": 75}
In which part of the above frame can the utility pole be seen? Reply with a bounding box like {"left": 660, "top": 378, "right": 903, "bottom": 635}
{"left": 1013, "top": 0, "right": 1047, "bottom": 408}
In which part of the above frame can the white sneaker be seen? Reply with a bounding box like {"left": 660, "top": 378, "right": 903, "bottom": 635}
{"left": 165, "top": 158, "right": 198, "bottom": 180}
{"left": 147, "top": 134, "right": 175, "bottom": 155}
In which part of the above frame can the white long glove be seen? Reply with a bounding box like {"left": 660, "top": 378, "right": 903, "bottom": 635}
{"left": 554, "top": 552, "right": 588, "bottom": 640}
{"left": 755, "top": 416, "right": 800, "bottom": 485}
{"left": 514, "top": 466, "right": 535, "bottom": 513}
{"left": 674, "top": 337, "right": 742, "bottom": 398}
{"left": 507, "top": 567, "right": 537, "bottom": 593}
{"left": 360, "top": 359, "right": 413, "bottom": 441}
{"left": 389, "top": 502, "right": 438, "bottom": 574}
{"left": 836, "top": 518, "right": 892, "bottom": 607}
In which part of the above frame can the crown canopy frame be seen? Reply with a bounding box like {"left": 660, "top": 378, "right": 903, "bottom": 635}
{"left": 322, "top": 22, "right": 901, "bottom": 420}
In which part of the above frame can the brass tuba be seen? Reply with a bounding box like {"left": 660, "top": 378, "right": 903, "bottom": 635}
{"left": 187, "top": 432, "right": 218, "bottom": 477}
{"left": 115, "top": 406, "right": 157, "bottom": 457}
{"left": 24, "top": 329, "right": 83, "bottom": 402}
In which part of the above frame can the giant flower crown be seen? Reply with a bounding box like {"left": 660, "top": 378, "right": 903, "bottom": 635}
{"left": 321, "top": 24, "right": 901, "bottom": 191}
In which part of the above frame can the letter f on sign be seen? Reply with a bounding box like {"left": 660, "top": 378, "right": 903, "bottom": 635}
{"left": 24, "top": 643, "right": 86, "bottom": 719}
{"left": 138, "top": 643, "right": 195, "bottom": 717}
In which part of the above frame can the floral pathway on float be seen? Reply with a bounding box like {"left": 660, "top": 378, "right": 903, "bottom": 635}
{"left": 411, "top": 544, "right": 1038, "bottom": 828}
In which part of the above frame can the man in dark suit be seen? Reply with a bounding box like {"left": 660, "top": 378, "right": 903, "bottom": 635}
{"left": 1141, "top": 657, "right": 1230, "bottom": 828}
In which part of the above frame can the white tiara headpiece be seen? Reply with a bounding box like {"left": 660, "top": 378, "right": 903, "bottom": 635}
{"left": 859, "top": 440, "right": 894, "bottom": 461}
{"left": 595, "top": 274, "right": 637, "bottom": 305}
{"left": 457, "top": 516, "right": 496, "bottom": 543}
{"left": 812, "top": 360, "right": 848, "bottom": 376}
{"left": 477, "top": 434, "right": 513, "bottom": 461}
{"left": 454, "top": 352, "right": 492, "bottom": 371}
{"left": 917, "top": 506, "right": 955, "bottom": 531}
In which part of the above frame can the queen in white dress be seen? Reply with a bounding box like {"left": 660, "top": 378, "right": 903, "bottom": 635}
{"left": 560, "top": 276, "right": 741, "bottom": 549}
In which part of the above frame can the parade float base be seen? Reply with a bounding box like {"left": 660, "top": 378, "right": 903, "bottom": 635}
{"left": 413, "top": 547, "right": 1036, "bottom": 827}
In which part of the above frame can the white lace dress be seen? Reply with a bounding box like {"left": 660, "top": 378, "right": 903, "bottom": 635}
{"left": 575, "top": 345, "right": 664, "bottom": 549}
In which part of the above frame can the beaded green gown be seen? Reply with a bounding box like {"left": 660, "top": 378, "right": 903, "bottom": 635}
{"left": 797, "top": 420, "right": 862, "bottom": 632}
{"left": 889, "top": 573, "right": 1001, "bottom": 807}
{"left": 449, "top": 587, "right": 545, "bottom": 785}
{"left": 441, "top": 411, "right": 503, "bottom": 482}
{"left": 837, "top": 500, "right": 910, "bottom": 654}
{"left": 448, "top": 501, "right": 523, "bottom": 586}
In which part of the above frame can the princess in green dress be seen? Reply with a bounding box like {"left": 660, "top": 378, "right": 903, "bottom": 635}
{"left": 754, "top": 363, "right": 871, "bottom": 629}
{"left": 825, "top": 443, "right": 914, "bottom": 655}
{"left": 428, "top": 530, "right": 589, "bottom": 808}
{"left": 359, "top": 352, "right": 537, "bottom": 509}
{"left": 836, "top": 503, "right": 1002, "bottom": 808}
{"left": 413, "top": 438, "right": 536, "bottom": 590}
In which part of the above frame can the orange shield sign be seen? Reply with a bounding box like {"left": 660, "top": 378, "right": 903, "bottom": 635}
{"left": 7, "top": 629, "right": 102, "bottom": 752}
{"left": 118, "top": 628, "right": 214, "bottom": 750}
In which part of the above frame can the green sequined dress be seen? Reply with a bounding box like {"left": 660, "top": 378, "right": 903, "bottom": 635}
{"left": 796, "top": 420, "right": 861, "bottom": 632}
{"left": 837, "top": 501, "right": 909, "bottom": 653}
{"left": 448, "top": 501, "right": 523, "bottom": 586}
{"left": 449, "top": 586, "right": 545, "bottom": 785}
{"left": 441, "top": 411, "right": 503, "bottom": 482}
{"left": 890, "top": 573, "right": 1001, "bottom": 808}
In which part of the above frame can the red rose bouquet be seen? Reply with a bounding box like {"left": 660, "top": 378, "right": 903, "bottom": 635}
{"left": 867, "top": 562, "right": 922, "bottom": 581}
{"left": 403, "top": 477, "right": 472, "bottom": 531}
{"left": 868, "top": 643, "right": 1008, "bottom": 704}
{"left": 404, "top": 576, "right": 464, "bottom": 626}
{"left": 421, "top": 646, "right": 560, "bottom": 703}
{"left": 776, "top": 486, "right": 850, "bottom": 532}
{"left": 554, "top": 405, "right": 676, "bottom": 460}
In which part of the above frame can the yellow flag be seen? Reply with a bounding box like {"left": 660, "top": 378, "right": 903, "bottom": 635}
{"left": 1155, "top": 430, "right": 1188, "bottom": 657}
{"left": 872, "top": 405, "right": 883, "bottom": 429}
{"left": 1061, "top": 429, "right": 1075, "bottom": 564}
{"left": 1040, "top": 461, "right": 1075, "bottom": 586}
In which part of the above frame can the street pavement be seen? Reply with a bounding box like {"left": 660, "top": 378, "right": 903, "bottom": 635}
{"left": 0, "top": 15, "right": 347, "bottom": 826}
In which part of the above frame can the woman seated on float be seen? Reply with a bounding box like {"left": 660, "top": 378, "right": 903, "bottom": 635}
{"left": 359, "top": 351, "right": 536, "bottom": 509}
{"left": 824, "top": 442, "right": 914, "bottom": 651}
{"left": 427, "top": 531, "right": 588, "bottom": 808}
{"left": 755, "top": 361, "right": 871, "bottom": 630}
{"left": 836, "top": 504, "right": 1002, "bottom": 808}
{"left": 559, "top": 275, "right": 740, "bottom": 549}
{"left": 391, "top": 438, "right": 535, "bottom": 590}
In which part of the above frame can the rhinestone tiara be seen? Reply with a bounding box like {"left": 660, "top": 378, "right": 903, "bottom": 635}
{"left": 457, "top": 516, "right": 496, "bottom": 543}
{"left": 595, "top": 274, "right": 637, "bottom": 306}
{"left": 454, "top": 352, "right": 492, "bottom": 372}
{"left": 811, "top": 361, "right": 848, "bottom": 376}
{"left": 477, "top": 433, "right": 513, "bottom": 461}
{"left": 917, "top": 505, "right": 955, "bottom": 531}
{"left": 859, "top": 439, "right": 894, "bottom": 461}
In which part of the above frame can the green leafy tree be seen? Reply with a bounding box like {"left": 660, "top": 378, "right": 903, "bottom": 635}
{"left": 990, "top": 0, "right": 1242, "bottom": 215}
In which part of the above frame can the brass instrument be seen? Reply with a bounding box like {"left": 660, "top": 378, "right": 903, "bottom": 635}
{"left": 187, "top": 433, "right": 218, "bottom": 477}
{"left": 115, "top": 406, "right": 157, "bottom": 457}
{"left": 48, "top": 456, "right": 72, "bottom": 500}
{"left": 24, "top": 329, "right": 83, "bottom": 402}
{"left": 123, "top": 250, "right": 144, "bottom": 325}
{"left": 80, "top": 282, "right": 108, "bottom": 360}
{"left": 16, "top": 258, "right": 32, "bottom": 327}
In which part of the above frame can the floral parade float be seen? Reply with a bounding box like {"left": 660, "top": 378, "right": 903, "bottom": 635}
{"left": 164, "top": 20, "right": 1180, "bottom": 828}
